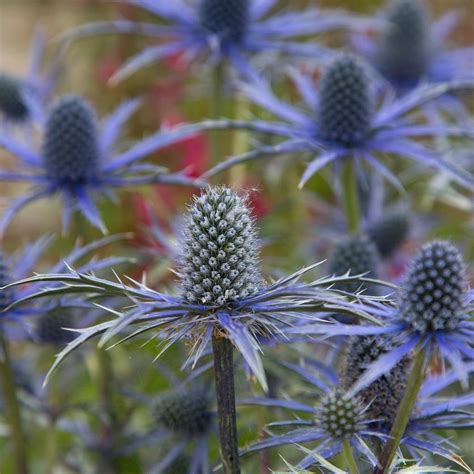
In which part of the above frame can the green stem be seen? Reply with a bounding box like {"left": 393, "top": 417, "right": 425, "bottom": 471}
{"left": 212, "top": 334, "right": 241, "bottom": 474}
{"left": 45, "top": 418, "right": 57, "bottom": 473}
{"left": 374, "top": 345, "right": 427, "bottom": 474}
{"left": 341, "top": 159, "right": 360, "bottom": 234}
{"left": 0, "top": 331, "right": 29, "bottom": 474}
{"left": 211, "top": 61, "right": 226, "bottom": 167}
{"left": 343, "top": 438, "right": 360, "bottom": 474}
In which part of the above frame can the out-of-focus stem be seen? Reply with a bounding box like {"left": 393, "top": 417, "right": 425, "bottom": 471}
{"left": 341, "top": 158, "right": 360, "bottom": 234}
{"left": 343, "top": 438, "right": 360, "bottom": 474}
{"left": 0, "top": 331, "right": 29, "bottom": 474}
{"left": 211, "top": 61, "right": 226, "bottom": 167}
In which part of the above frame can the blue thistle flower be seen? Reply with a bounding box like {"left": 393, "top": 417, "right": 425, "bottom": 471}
{"left": 366, "top": 212, "right": 410, "bottom": 258}
{"left": 240, "top": 352, "right": 474, "bottom": 468}
{"left": 201, "top": 55, "right": 474, "bottom": 191}
{"left": 156, "top": 386, "right": 213, "bottom": 437}
{"left": 34, "top": 309, "right": 76, "bottom": 346}
{"left": 0, "top": 29, "right": 62, "bottom": 128}
{"left": 61, "top": 0, "right": 378, "bottom": 82}
{"left": 9, "top": 186, "right": 369, "bottom": 390}
{"left": 291, "top": 240, "right": 474, "bottom": 389}
{"left": 352, "top": 0, "right": 474, "bottom": 119}
{"left": 0, "top": 95, "right": 205, "bottom": 233}
{"left": 328, "top": 234, "right": 380, "bottom": 293}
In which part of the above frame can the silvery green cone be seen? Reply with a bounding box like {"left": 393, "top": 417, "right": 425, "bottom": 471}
{"left": 342, "top": 336, "right": 411, "bottom": 426}
{"left": 43, "top": 95, "right": 100, "bottom": 183}
{"left": 399, "top": 240, "right": 466, "bottom": 333}
{"left": 155, "top": 387, "right": 212, "bottom": 436}
{"left": 199, "top": 0, "right": 250, "bottom": 42}
{"left": 328, "top": 235, "right": 379, "bottom": 292}
{"left": 318, "top": 55, "right": 372, "bottom": 147}
{"left": 179, "top": 186, "right": 263, "bottom": 307}
{"left": 316, "top": 389, "right": 365, "bottom": 438}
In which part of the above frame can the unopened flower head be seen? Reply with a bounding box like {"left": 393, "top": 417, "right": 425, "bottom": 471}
{"left": 0, "top": 74, "right": 29, "bottom": 122}
{"left": 316, "top": 388, "right": 365, "bottom": 438}
{"left": 342, "top": 335, "right": 411, "bottom": 426}
{"left": 179, "top": 186, "right": 263, "bottom": 306}
{"left": 318, "top": 56, "right": 373, "bottom": 148}
{"left": 43, "top": 95, "right": 100, "bottom": 184}
{"left": 199, "top": 0, "right": 249, "bottom": 42}
{"left": 376, "top": 0, "right": 432, "bottom": 86}
{"left": 156, "top": 387, "right": 212, "bottom": 437}
{"left": 367, "top": 212, "right": 410, "bottom": 258}
{"left": 399, "top": 240, "right": 466, "bottom": 333}
{"left": 0, "top": 253, "right": 14, "bottom": 310}
{"left": 328, "top": 234, "right": 379, "bottom": 292}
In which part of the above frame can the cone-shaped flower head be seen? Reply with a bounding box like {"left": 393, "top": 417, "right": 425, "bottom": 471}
{"left": 318, "top": 56, "right": 373, "bottom": 148}
{"left": 328, "top": 235, "right": 379, "bottom": 293}
{"left": 43, "top": 95, "right": 100, "bottom": 184}
{"left": 35, "top": 311, "right": 76, "bottom": 345}
{"left": 179, "top": 186, "right": 263, "bottom": 306}
{"left": 0, "top": 74, "right": 28, "bottom": 121}
{"left": 155, "top": 387, "right": 212, "bottom": 437}
{"left": 0, "top": 254, "right": 14, "bottom": 311}
{"left": 399, "top": 241, "right": 466, "bottom": 333}
{"left": 367, "top": 212, "right": 410, "bottom": 258}
{"left": 342, "top": 336, "right": 412, "bottom": 426}
{"left": 376, "top": 0, "right": 432, "bottom": 85}
{"left": 316, "top": 389, "right": 366, "bottom": 438}
{"left": 199, "top": 0, "right": 250, "bottom": 43}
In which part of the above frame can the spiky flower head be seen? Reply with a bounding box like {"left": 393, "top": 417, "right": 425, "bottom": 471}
{"left": 318, "top": 55, "right": 373, "bottom": 148}
{"left": 43, "top": 95, "right": 100, "bottom": 184}
{"left": 35, "top": 311, "right": 76, "bottom": 345}
{"left": 376, "top": 0, "right": 432, "bottom": 85}
{"left": 399, "top": 241, "right": 466, "bottom": 333}
{"left": 367, "top": 212, "right": 410, "bottom": 258}
{"left": 316, "top": 389, "right": 365, "bottom": 438}
{"left": 0, "top": 74, "right": 29, "bottom": 121}
{"left": 328, "top": 235, "right": 379, "bottom": 293}
{"left": 179, "top": 186, "right": 263, "bottom": 306}
{"left": 155, "top": 387, "right": 212, "bottom": 437}
{"left": 199, "top": 0, "right": 250, "bottom": 42}
{"left": 342, "top": 336, "right": 412, "bottom": 426}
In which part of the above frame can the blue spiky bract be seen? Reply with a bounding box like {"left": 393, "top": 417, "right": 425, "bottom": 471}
{"left": 367, "top": 212, "right": 410, "bottom": 258}
{"left": 376, "top": 0, "right": 432, "bottom": 86}
{"left": 318, "top": 56, "right": 372, "bottom": 148}
{"left": 179, "top": 186, "right": 263, "bottom": 306}
{"left": 399, "top": 241, "right": 466, "bottom": 333}
{"left": 0, "top": 74, "right": 29, "bottom": 121}
{"left": 342, "top": 336, "right": 411, "bottom": 426}
{"left": 34, "top": 310, "right": 76, "bottom": 345}
{"left": 43, "top": 95, "right": 100, "bottom": 184}
{"left": 155, "top": 387, "right": 212, "bottom": 437}
{"left": 199, "top": 0, "right": 250, "bottom": 42}
{"left": 328, "top": 235, "right": 379, "bottom": 292}
{"left": 316, "top": 389, "right": 365, "bottom": 438}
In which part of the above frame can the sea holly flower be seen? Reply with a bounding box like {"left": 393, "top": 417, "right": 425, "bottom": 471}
{"left": 366, "top": 212, "right": 410, "bottom": 259}
{"left": 202, "top": 55, "right": 474, "bottom": 191}
{"left": 0, "top": 29, "right": 62, "bottom": 129}
{"left": 239, "top": 348, "right": 474, "bottom": 469}
{"left": 352, "top": 0, "right": 474, "bottom": 96}
{"left": 4, "top": 186, "right": 375, "bottom": 389}
{"left": 0, "top": 95, "right": 205, "bottom": 233}
{"left": 61, "top": 0, "right": 379, "bottom": 82}
{"left": 291, "top": 240, "right": 474, "bottom": 389}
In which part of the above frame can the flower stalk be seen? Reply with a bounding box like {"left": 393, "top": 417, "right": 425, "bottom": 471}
{"left": 212, "top": 333, "right": 241, "bottom": 474}
{"left": 374, "top": 344, "right": 427, "bottom": 474}
{"left": 343, "top": 438, "right": 360, "bottom": 474}
{"left": 341, "top": 159, "right": 360, "bottom": 234}
{"left": 211, "top": 61, "right": 226, "bottom": 167}
{"left": 0, "top": 330, "right": 29, "bottom": 474}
